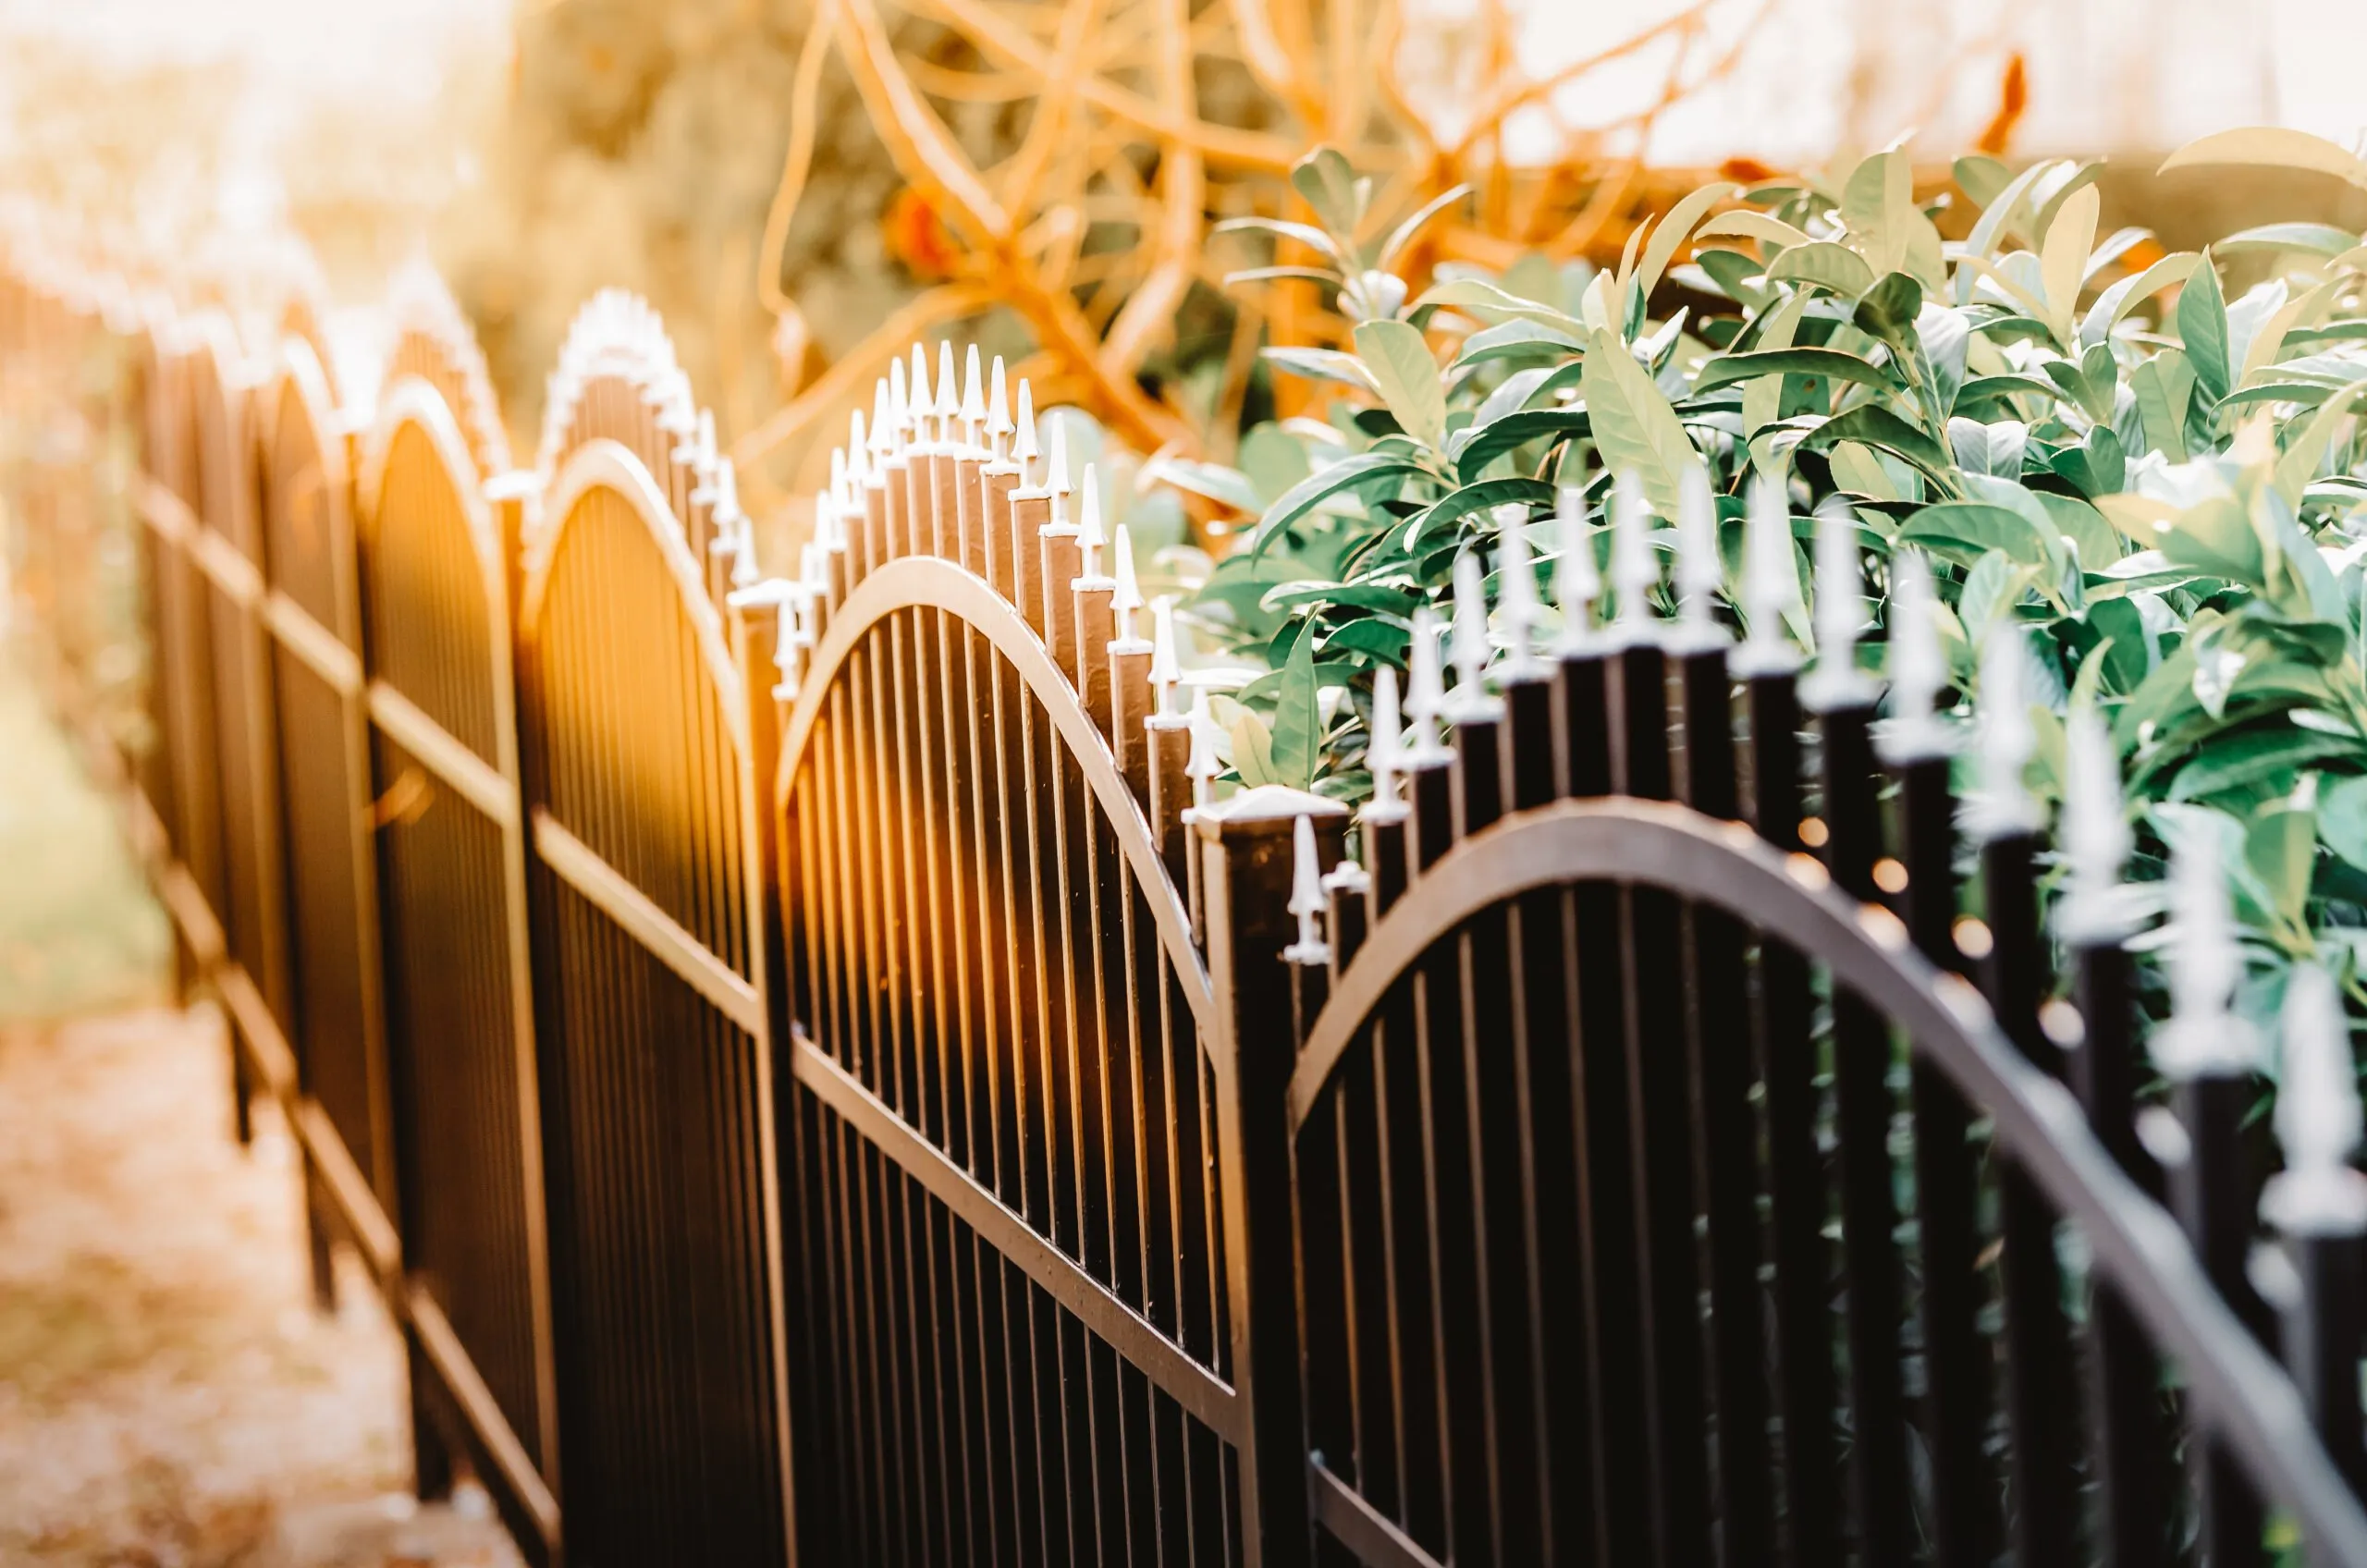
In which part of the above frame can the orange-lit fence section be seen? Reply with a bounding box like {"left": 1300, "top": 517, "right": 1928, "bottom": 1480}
{"left": 17, "top": 255, "right": 2367, "bottom": 1568}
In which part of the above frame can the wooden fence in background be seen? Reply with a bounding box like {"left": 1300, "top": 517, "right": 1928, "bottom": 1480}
{"left": 8, "top": 256, "right": 2367, "bottom": 1568}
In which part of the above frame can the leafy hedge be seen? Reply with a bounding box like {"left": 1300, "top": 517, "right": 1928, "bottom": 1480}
{"left": 1164, "top": 137, "right": 2367, "bottom": 1029}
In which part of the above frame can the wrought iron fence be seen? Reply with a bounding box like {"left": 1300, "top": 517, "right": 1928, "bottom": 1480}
{"left": 7, "top": 251, "right": 2367, "bottom": 1568}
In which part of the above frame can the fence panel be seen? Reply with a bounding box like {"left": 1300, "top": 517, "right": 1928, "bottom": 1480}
{"left": 260, "top": 340, "right": 394, "bottom": 1211}
{"left": 360, "top": 365, "right": 558, "bottom": 1556}
{"left": 770, "top": 378, "right": 1277, "bottom": 1567}
{"left": 517, "top": 430, "right": 790, "bottom": 1567}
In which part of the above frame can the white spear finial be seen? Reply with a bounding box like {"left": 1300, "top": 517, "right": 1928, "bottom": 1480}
{"left": 1801, "top": 495, "right": 1874, "bottom": 708}
{"left": 1493, "top": 503, "right": 1545, "bottom": 681}
{"left": 1448, "top": 548, "right": 1501, "bottom": 719}
{"left": 1968, "top": 629, "right": 2040, "bottom": 839}
{"left": 1150, "top": 594, "right": 1182, "bottom": 717}
{"left": 845, "top": 410, "right": 869, "bottom": 496}
{"left": 2151, "top": 827, "right": 2259, "bottom": 1079}
{"left": 1674, "top": 461, "right": 1723, "bottom": 645}
{"left": 730, "top": 508, "right": 760, "bottom": 590}
{"left": 1554, "top": 484, "right": 1600, "bottom": 654}
{"left": 1610, "top": 470, "right": 1658, "bottom": 639}
{"left": 907, "top": 342, "right": 931, "bottom": 441}
{"left": 2057, "top": 704, "right": 2134, "bottom": 943}
{"left": 1048, "top": 415, "right": 1074, "bottom": 528}
{"left": 1284, "top": 815, "right": 1331, "bottom": 964}
{"left": 960, "top": 343, "right": 986, "bottom": 450}
{"left": 2263, "top": 963, "right": 2367, "bottom": 1233}
{"left": 1404, "top": 606, "right": 1450, "bottom": 764}
{"left": 987, "top": 356, "right": 1013, "bottom": 464}
{"left": 1111, "top": 521, "right": 1146, "bottom": 645}
{"left": 828, "top": 447, "right": 846, "bottom": 519}
{"left": 1883, "top": 548, "right": 1950, "bottom": 760}
{"left": 1186, "top": 687, "right": 1220, "bottom": 813}
{"left": 1736, "top": 471, "right": 1798, "bottom": 674}
{"left": 1367, "top": 664, "right": 1405, "bottom": 817}
{"left": 1014, "top": 380, "right": 1040, "bottom": 487}
{"left": 1076, "top": 464, "right": 1109, "bottom": 580}
{"left": 935, "top": 338, "right": 961, "bottom": 432}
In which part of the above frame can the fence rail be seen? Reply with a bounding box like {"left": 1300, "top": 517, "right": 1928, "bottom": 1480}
{"left": 7, "top": 252, "right": 2367, "bottom": 1568}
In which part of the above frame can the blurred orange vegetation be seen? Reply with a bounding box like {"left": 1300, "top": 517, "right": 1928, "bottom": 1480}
{"left": 736, "top": 0, "right": 1834, "bottom": 479}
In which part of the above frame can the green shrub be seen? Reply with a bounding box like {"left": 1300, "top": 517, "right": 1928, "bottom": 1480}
{"left": 1167, "top": 139, "right": 2367, "bottom": 1030}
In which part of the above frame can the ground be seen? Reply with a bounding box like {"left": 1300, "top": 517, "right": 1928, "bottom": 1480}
{"left": 0, "top": 641, "right": 517, "bottom": 1567}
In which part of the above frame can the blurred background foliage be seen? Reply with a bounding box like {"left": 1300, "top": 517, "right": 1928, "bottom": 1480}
{"left": 3, "top": 0, "right": 2365, "bottom": 539}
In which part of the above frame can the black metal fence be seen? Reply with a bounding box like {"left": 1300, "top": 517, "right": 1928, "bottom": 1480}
{"left": 8, "top": 255, "right": 2367, "bottom": 1568}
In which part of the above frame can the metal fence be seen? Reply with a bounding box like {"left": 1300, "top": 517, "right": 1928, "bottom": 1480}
{"left": 8, "top": 255, "right": 2367, "bottom": 1568}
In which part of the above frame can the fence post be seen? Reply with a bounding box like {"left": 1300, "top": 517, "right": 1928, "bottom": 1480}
{"left": 1197, "top": 783, "right": 1347, "bottom": 1568}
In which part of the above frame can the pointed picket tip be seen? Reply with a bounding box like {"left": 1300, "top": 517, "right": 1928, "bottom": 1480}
{"left": 1609, "top": 469, "right": 1658, "bottom": 636}
{"left": 1447, "top": 548, "right": 1501, "bottom": 717}
{"left": 1735, "top": 471, "right": 1800, "bottom": 676}
{"left": 2150, "top": 827, "right": 2260, "bottom": 1080}
{"left": 935, "top": 338, "right": 961, "bottom": 420}
{"left": 1111, "top": 521, "right": 1144, "bottom": 617}
{"left": 961, "top": 342, "right": 986, "bottom": 431}
{"left": 1881, "top": 547, "right": 1952, "bottom": 763}
{"left": 1800, "top": 495, "right": 1876, "bottom": 709}
{"left": 987, "top": 356, "right": 1013, "bottom": 436}
{"left": 1966, "top": 630, "right": 2042, "bottom": 839}
{"left": 1494, "top": 502, "right": 1548, "bottom": 680}
{"left": 1554, "top": 483, "right": 1600, "bottom": 654}
{"left": 1013, "top": 380, "right": 1041, "bottom": 475}
{"left": 906, "top": 341, "right": 931, "bottom": 424}
{"left": 2056, "top": 704, "right": 2137, "bottom": 942}
{"left": 1149, "top": 594, "right": 1182, "bottom": 693}
{"left": 2263, "top": 962, "right": 2367, "bottom": 1233}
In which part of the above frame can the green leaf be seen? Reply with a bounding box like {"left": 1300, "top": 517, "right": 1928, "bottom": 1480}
{"left": 1692, "top": 348, "right": 1902, "bottom": 397}
{"left": 1453, "top": 410, "right": 1590, "bottom": 484}
{"left": 1238, "top": 423, "right": 1312, "bottom": 506}
{"left": 1804, "top": 404, "right": 1956, "bottom": 483}
{"left": 1956, "top": 373, "right": 2063, "bottom": 408}
{"left": 1152, "top": 458, "right": 1262, "bottom": 513}
{"left": 1252, "top": 453, "right": 1428, "bottom": 557}
{"left": 2037, "top": 492, "right": 2123, "bottom": 570}
{"left": 2177, "top": 253, "right": 2232, "bottom": 402}
{"left": 1267, "top": 617, "right": 1323, "bottom": 790}
{"left": 1899, "top": 501, "right": 2054, "bottom": 570}
{"left": 1375, "top": 184, "right": 1474, "bottom": 270}
{"left": 1322, "top": 617, "right": 1411, "bottom": 665}
{"left": 1581, "top": 326, "right": 1699, "bottom": 517}
{"left": 1451, "top": 318, "right": 1583, "bottom": 368}
{"left": 1404, "top": 477, "right": 1558, "bottom": 553}
{"left": 2040, "top": 182, "right": 2101, "bottom": 342}
{"left": 1290, "top": 147, "right": 1364, "bottom": 237}
{"left": 2078, "top": 251, "right": 2201, "bottom": 349}
{"left": 1353, "top": 320, "right": 1447, "bottom": 448}
{"left": 2167, "top": 729, "right": 2355, "bottom": 802}
{"left": 2275, "top": 377, "right": 2367, "bottom": 507}
{"left": 2160, "top": 128, "right": 2367, "bottom": 194}
{"left": 2131, "top": 351, "right": 2195, "bottom": 461}
{"left": 2319, "top": 775, "right": 2367, "bottom": 871}
{"left": 2247, "top": 806, "right": 2319, "bottom": 933}
{"left": 1635, "top": 181, "right": 1738, "bottom": 300}
{"left": 1852, "top": 272, "right": 1925, "bottom": 353}
{"left": 1230, "top": 706, "right": 1282, "bottom": 790}
{"left": 2157, "top": 495, "right": 2266, "bottom": 586}
{"left": 1764, "top": 241, "right": 1877, "bottom": 298}
{"left": 1262, "top": 347, "right": 1381, "bottom": 394}
{"left": 1412, "top": 277, "right": 1587, "bottom": 337}
{"left": 1214, "top": 215, "right": 1349, "bottom": 270}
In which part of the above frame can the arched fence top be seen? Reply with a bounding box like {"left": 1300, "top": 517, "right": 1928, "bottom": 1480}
{"left": 535, "top": 287, "right": 695, "bottom": 482}
{"left": 354, "top": 374, "right": 520, "bottom": 687}
{"left": 386, "top": 261, "right": 512, "bottom": 480}
{"left": 777, "top": 552, "right": 1213, "bottom": 1032}
{"left": 1290, "top": 793, "right": 2367, "bottom": 1563}
{"left": 517, "top": 435, "right": 746, "bottom": 760}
